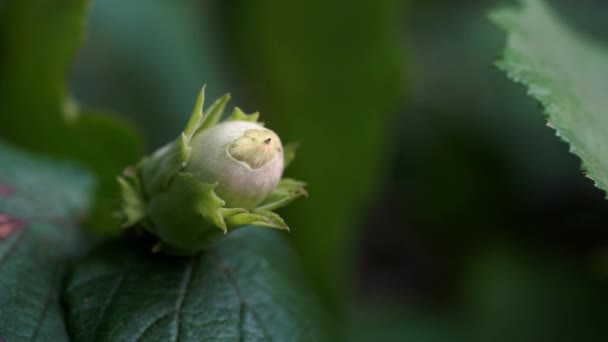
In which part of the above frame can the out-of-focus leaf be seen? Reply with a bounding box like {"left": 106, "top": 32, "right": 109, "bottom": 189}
{"left": 0, "top": 141, "right": 93, "bottom": 341}
{"left": 221, "top": 0, "right": 406, "bottom": 307}
{"left": 347, "top": 305, "right": 467, "bottom": 342}
{"left": 64, "top": 228, "right": 334, "bottom": 341}
{"left": 70, "top": 0, "right": 229, "bottom": 148}
{"left": 347, "top": 245, "right": 608, "bottom": 342}
{"left": 491, "top": 0, "right": 608, "bottom": 194}
{"left": 0, "top": 0, "right": 143, "bottom": 233}
{"left": 464, "top": 248, "right": 608, "bottom": 342}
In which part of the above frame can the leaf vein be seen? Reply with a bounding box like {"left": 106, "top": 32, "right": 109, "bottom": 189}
{"left": 211, "top": 252, "right": 273, "bottom": 342}
{"left": 136, "top": 311, "right": 173, "bottom": 341}
{"left": 90, "top": 258, "right": 135, "bottom": 341}
{"left": 238, "top": 297, "right": 245, "bottom": 342}
{"left": 29, "top": 265, "right": 62, "bottom": 341}
{"left": 173, "top": 257, "right": 196, "bottom": 342}
{"left": 0, "top": 228, "right": 26, "bottom": 269}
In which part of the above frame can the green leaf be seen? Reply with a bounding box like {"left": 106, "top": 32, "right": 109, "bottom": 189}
{"left": 0, "top": 141, "right": 94, "bottom": 341}
{"left": 141, "top": 134, "right": 190, "bottom": 197}
{"left": 221, "top": 0, "right": 407, "bottom": 306}
{"left": 227, "top": 107, "right": 261, "bottom": 123}
{"left": 64, "top": 227, "right": 334, "bottom": 341}
{"left": 491, "top": 0, "right": 608, "bottom": 193}
{"left": 256, "top": 178, "right": 307, "bottom": 212}
{"left": 224, "top": 209, "right": 289, "bottom": 231}
{"left": 141, "top": 87, "right": 224, "bottom": 199}
{"left": 117, "top": 168, "right": 145, "bottom": 227}
{"left": 184, "top": 86, "right": 206, "bottom": 141}
{"left": 282, "top": 143, "right": 299, "bottom": 169}
{"left": 147, "top": 172, "right": 227, "bottom": 254}
{"left": 196, "top": 93, "right": 231, "bottom": 133}
{"left": 0, "top": 0, "right": 144, "bottom": 234}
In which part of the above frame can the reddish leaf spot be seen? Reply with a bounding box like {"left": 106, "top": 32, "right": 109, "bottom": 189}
{"left": 0, "top": 184, "right": 13, "bottom": 197}
{"left": 0, "top": 214, "right": 25, "bottom": 239}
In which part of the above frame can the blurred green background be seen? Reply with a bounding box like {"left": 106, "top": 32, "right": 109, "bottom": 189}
{"left": 5, "top": 0, "right": 608, "bottom": 340}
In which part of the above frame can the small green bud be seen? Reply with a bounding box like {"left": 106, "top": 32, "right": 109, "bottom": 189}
{"left": 186, "top": 121, "right": 284, "bottom": 209}
{"left": 118, "top": 87, "right": 307, "bottom": 255}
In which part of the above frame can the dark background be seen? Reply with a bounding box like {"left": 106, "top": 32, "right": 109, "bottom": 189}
{"left": 66, "top": 0, "right": 608, "bottom": 340}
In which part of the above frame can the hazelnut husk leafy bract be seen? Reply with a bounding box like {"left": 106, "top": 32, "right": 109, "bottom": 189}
{"left": 118, "top": 87, "right": 306, "bottom": 255}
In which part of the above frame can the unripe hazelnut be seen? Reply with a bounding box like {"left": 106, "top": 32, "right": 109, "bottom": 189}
{"left": 185, "top": 121, "right": 284, "bottom": 209}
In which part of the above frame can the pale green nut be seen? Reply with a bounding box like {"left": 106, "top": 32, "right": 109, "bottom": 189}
{"left": 117, "top": 87, "right": 306, "bottom": 255}
{"left": 186, "top": 121, "right": 284, "bottom": 210}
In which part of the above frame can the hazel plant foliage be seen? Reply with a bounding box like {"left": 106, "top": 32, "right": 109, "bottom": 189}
{"left": 118, "top": 87, "right": 306, "bottom": 255}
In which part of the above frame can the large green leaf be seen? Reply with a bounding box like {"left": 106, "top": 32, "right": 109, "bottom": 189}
{"left": 0, "top": 0, "right": 143, "bottom": 233}
{"left": 64, "top": 227, "right": 334, "bottom": 341}
{"left": 0, "top": 141, "right": 94, "bottom": 341}
{"left": 219, "top": 0, "right": 406, "bottom": 308}
{"left": 491, "top": 0, "right": 608, "bottom": 193}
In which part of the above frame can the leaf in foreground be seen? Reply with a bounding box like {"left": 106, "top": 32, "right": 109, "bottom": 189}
{"left": 0, "top": 142, "right": 94, "bottom": 341}
{"left": 491, "top": 0, "right": 608, "bottom": 193}
{"left": 64, "top": 228, "right": 334, "bottom": 341}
